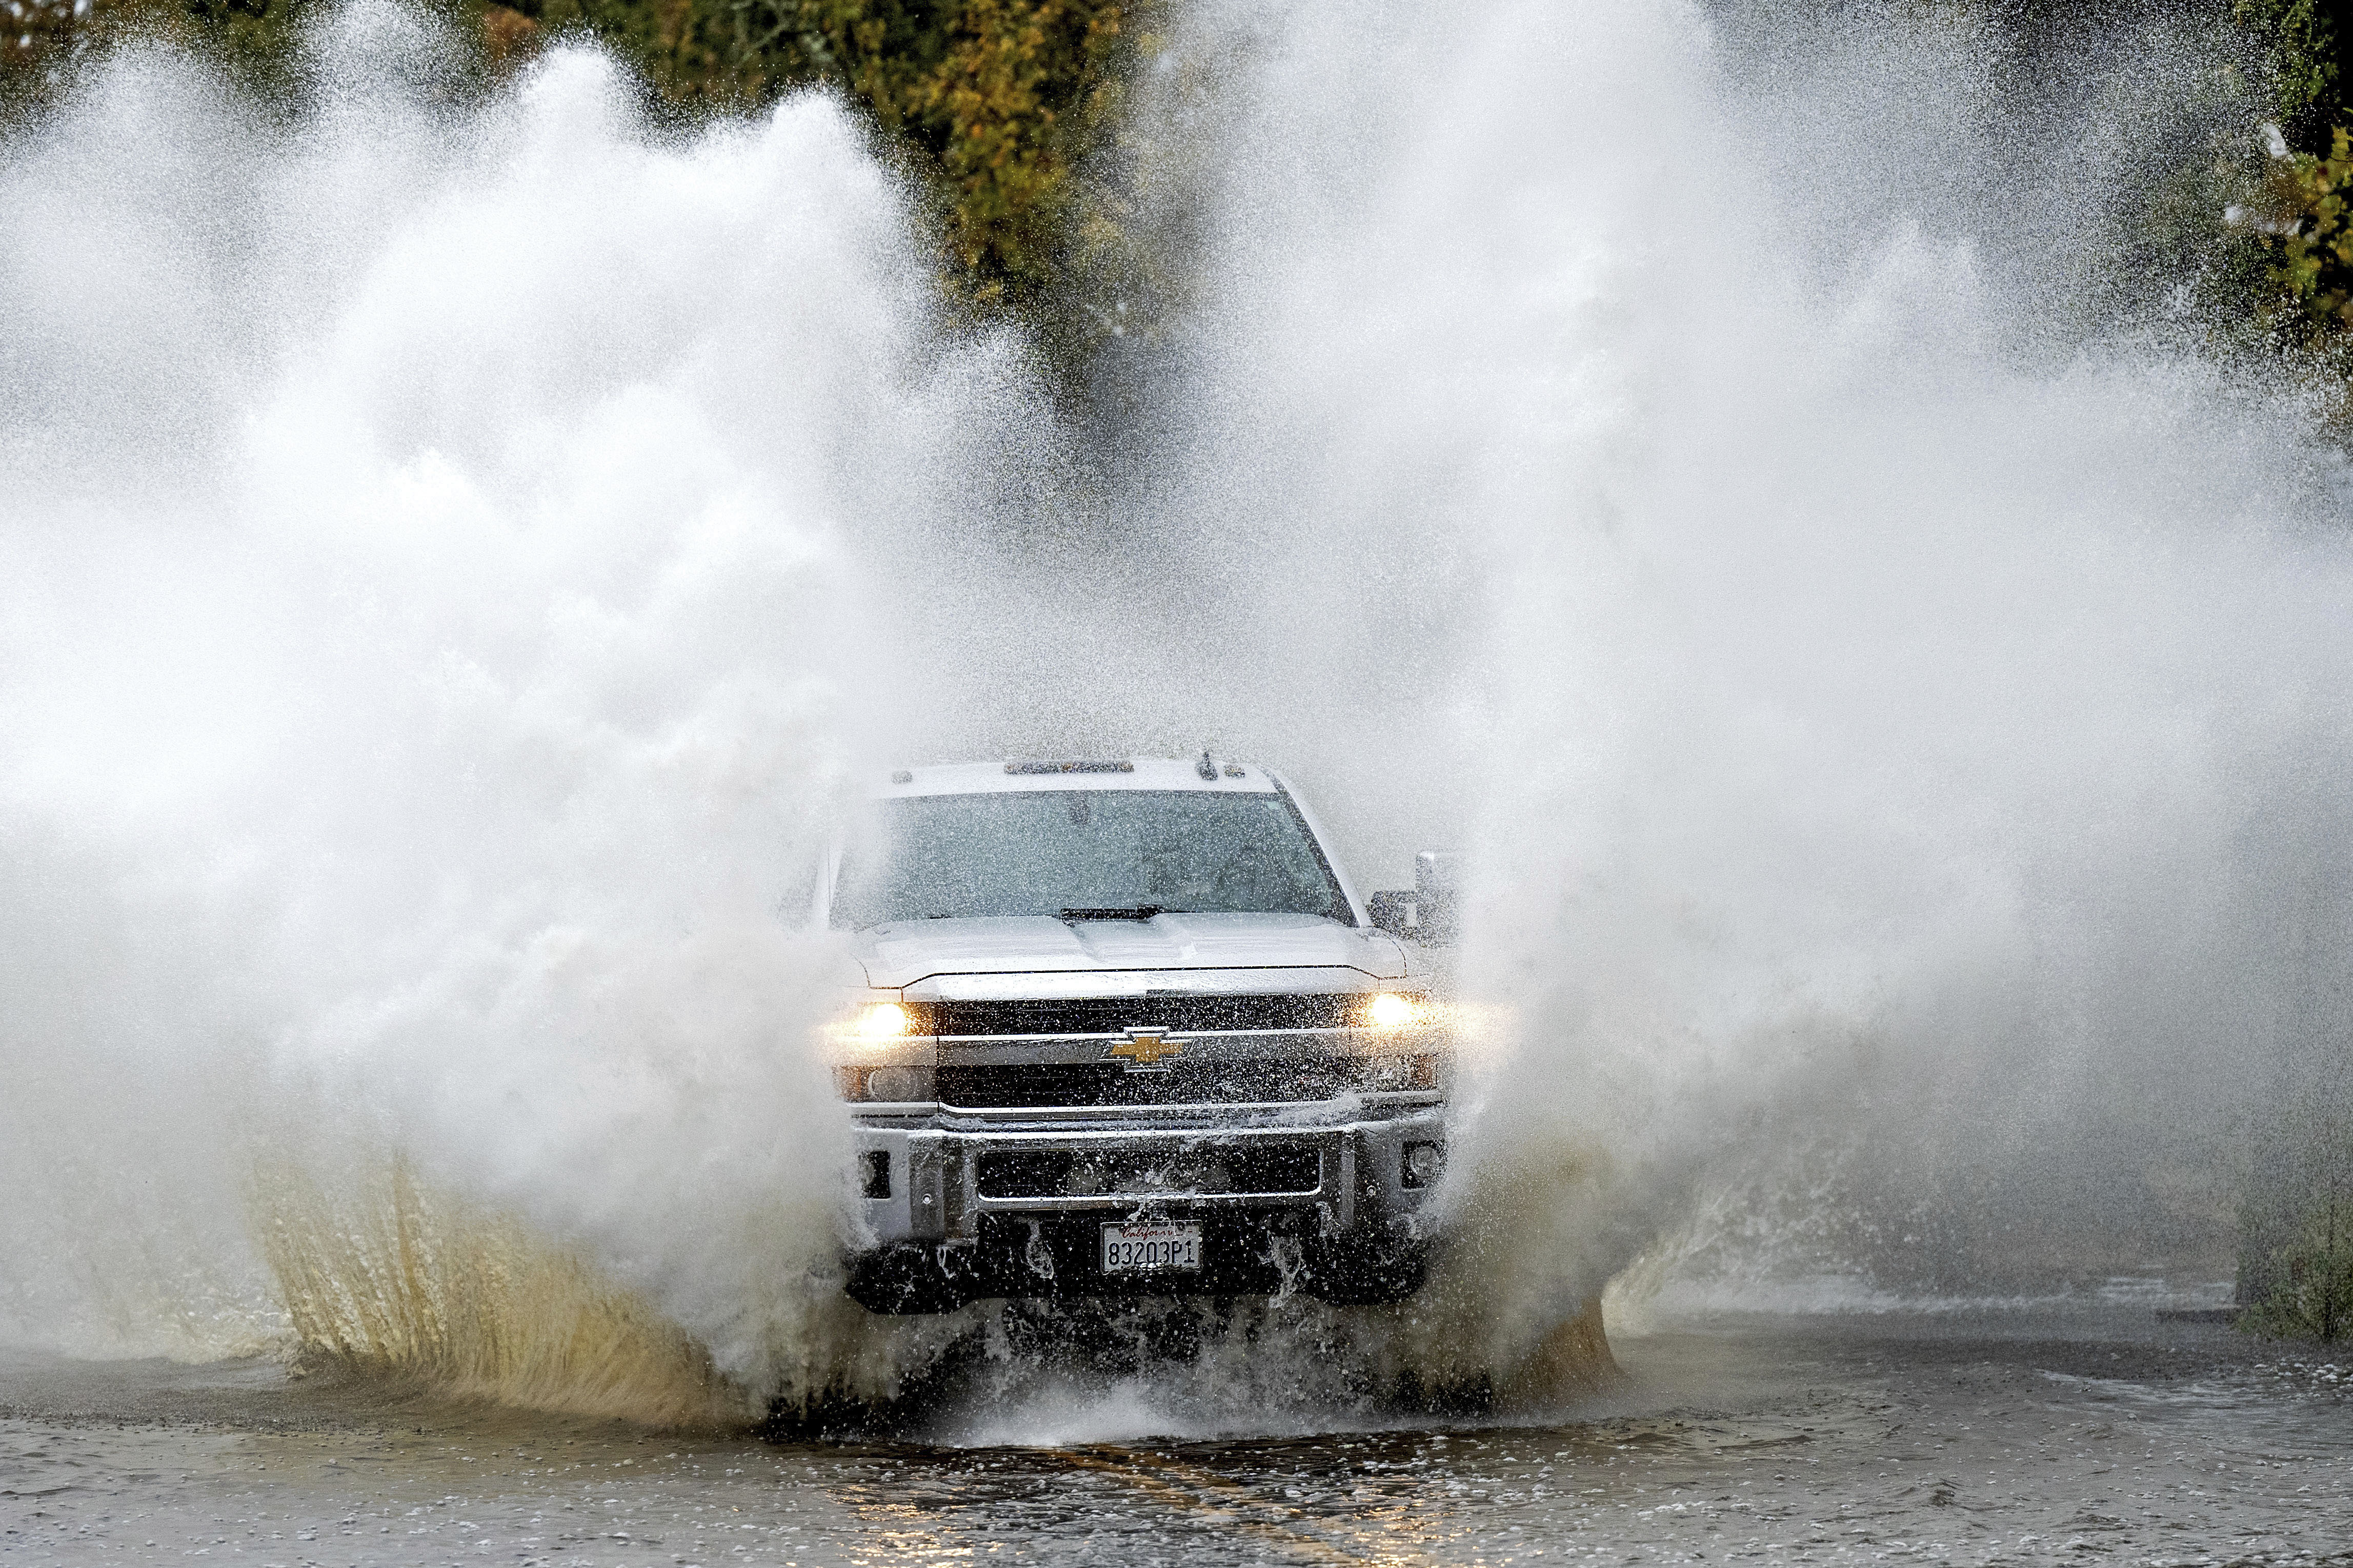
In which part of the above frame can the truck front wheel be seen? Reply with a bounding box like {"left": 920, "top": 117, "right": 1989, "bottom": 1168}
{"left": 846, "top": 1244, "right": 975, "bottom": 1314}
{"left": 1305, "top": 1236, "right": 1430, "bottom": 1306}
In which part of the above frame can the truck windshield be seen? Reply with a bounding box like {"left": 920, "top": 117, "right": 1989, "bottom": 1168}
{"left": 834, "top": 790, "right": 1350, "bottom": 926}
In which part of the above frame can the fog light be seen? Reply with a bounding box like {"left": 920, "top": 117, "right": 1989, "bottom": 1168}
{"left": 1402, "top": 1142, "right": 1444, "bottom": 1189}
{"left": 863, "top": 1065, "right": 932, "bottom": 1102}
{"left": 1362, "top": 1055, "right": 1436, "bottom": 1091}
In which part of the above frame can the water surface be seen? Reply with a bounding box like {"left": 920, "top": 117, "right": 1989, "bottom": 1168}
{"left": 7, "top": 1309, "right": 2346, "bottom": 1565}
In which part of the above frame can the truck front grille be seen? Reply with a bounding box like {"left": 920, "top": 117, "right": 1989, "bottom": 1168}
{"left": 977, "top": 1146, "right": 1321, "bottom": 1198}
{"left": 934, "top": 993, "right": 1355, "bottom": 1037}
{"left": 937, "top": 1060, "right": 1359, "bottom": 1108}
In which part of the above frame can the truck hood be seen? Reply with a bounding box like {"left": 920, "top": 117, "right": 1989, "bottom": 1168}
{"left": 853, "top": 912, "right": 1410, "bottom": 991}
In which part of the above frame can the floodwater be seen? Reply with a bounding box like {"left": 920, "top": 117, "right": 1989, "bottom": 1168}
{"left": 6, "top": 1308, "right": 2346, "bottom": 1566}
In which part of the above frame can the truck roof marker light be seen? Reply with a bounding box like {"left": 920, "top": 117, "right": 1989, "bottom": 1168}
{"left": 1223, "top": 765, "right": 1246, "bottom": 778}
{"left": 1005, "top": 760, "right": 1136, "bottom": 775}
{"left": 890, "top": 769, "right": 913, "bottom": 784}
{"left": 1197, "top": 750, "right": 1218, "bottom": 781}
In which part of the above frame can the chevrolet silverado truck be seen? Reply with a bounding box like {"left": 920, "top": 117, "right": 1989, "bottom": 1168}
{"left": 817, "top": 755, "right": 1451, "bottom": 1313}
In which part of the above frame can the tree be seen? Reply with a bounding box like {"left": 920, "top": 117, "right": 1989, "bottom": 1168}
{"left": 4, "top": 0, "right": 1151, "bottom": 341}
{"left": 2241, "top": 1095, "right": 2353, "bottom": 1340}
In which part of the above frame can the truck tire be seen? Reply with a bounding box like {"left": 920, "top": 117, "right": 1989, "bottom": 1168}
{"left": 1306, "top": 1238, "right": 1430, "bottom": 1307}
{"left": 846, "top": 1244, "right": 975, "bottom": 1314}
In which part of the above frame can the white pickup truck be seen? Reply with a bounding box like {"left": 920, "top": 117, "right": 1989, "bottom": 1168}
{"left": 816, "top": 756, "right": 1453, "bottom": 1313}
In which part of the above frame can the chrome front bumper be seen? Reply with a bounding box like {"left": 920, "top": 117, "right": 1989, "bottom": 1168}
{"left": 848, "top": 1093, "right": 1447, "bottom": 1246}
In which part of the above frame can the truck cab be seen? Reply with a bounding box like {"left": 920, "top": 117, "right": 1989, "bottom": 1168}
{"left": 818, "top": 756, "right": 1451, "bottom": 1313}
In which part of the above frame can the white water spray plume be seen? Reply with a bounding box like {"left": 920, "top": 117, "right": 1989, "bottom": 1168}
{"left": 4, "top": 0, "right": 2350, "bottom": 1432}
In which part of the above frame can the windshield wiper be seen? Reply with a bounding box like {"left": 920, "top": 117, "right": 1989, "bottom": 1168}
{"left": 1060, "top": 905, "right": 1175, "bottom": 921}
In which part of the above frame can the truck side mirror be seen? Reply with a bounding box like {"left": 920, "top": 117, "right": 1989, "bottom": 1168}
{"left": 1368, "top": 889, "right": 1417, "bottom": 938}
{"left": 1413, "top": 850, "right": 1462, "bottom": 945}
{"left": 1368, "top": 851, "right": 1465, "bottom": 944}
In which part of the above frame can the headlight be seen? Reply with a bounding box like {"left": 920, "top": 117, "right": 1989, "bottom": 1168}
{"left": 1358, "top": 991, "right": 1430, "bottom": 1030}
{"left": 1402, "top": 1142, "right": 1444, "bottom": 1189}
{"left": 856, "top": 1001, "right": 912, "bottom": 1037}
{"left": 824, "top": 993, "right": 935, "bottom": 1041}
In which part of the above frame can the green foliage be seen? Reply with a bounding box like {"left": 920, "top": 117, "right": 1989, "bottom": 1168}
{"left": 18, "top": 0, "right": 2347, "bottom": 403}
{"left": 0, "top": 0, "right": 319, "bottom": 100}
{"left": 458, "top": 0, "right": 1147, "bottom": 315}
{"left": 2235, "top": 0, "right": 2352, "bottom": 148}
{"left": 2195, "top": 5, "right": 2353, "bottom": 417}
{"left": 4, "top": 0, "right": 1150, "bottom": 351}
{"left": 2242, "top": 1194, "right": 2353, "bottom": 1339}
{"left": 2240, "top": 1093, "right": 2353, "bottom": 1340}
{"left": 2249, "top": 124, "right": 2353, "bottom": 337}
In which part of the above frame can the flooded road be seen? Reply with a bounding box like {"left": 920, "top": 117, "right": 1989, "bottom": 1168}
{"left": 5, "top": 1308, "right": 2346, "bottom": 1566}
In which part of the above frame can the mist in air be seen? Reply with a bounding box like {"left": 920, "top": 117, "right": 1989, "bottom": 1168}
{"left": 5, "top": 0, "right": 2351, "bottom": 1431}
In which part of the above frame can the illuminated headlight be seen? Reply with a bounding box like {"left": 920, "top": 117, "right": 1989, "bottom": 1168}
{"left": 1358, "top": 992, "right": 1430, "bottom": 1030}
{"left": 827, "top": 994, "right": 934, "bottom": 1040}
{"left": 857, "top": 1001, "right": 911, "bottom": 1037}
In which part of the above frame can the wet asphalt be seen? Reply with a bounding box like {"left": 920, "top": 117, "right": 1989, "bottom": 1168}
{"left": 3, "top": 1309, "right": 2347, "bottom": 1566}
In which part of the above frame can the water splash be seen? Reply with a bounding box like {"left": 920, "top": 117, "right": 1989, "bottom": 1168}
{"left": 1120, "top": 0, "right": 2353, "bottom": 1354}
{"left": 253, "top": 1154, "right": 745, "bottom": 1424}
{"left": 8, "top": 0, "right": 2353, "bottom": 1434}
{"left": 2, "top": 2, "right": 1036, "bottom": 1409}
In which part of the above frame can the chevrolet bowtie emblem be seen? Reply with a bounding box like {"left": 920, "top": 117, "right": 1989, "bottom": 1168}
{"left": 1110, "top": 1030, "right": 1184, "bottom": 1068}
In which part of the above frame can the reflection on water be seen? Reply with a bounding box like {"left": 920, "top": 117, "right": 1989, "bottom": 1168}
{"left": 4, "top": 1311, "right": 2347, "bottom": 1566}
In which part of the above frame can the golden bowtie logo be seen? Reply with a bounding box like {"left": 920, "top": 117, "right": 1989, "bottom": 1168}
{"left": 1111, "top": 1031, "right": 1184, "bottom": 1067}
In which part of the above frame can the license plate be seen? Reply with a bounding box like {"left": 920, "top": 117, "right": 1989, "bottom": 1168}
{"left": 1100, "top": 1222, "right": 1203, "bottom": 1273}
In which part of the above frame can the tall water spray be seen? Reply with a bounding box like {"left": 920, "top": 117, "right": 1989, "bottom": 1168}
{"left": 0, "top": 4, "right": 1050, "bottom": 1409}
{"left": 1136, "top": 0, "right": 2353, "bottom": 1341}
{"left": 6, "top": 0, "right": 2353, "bottom": 1430}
